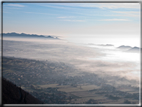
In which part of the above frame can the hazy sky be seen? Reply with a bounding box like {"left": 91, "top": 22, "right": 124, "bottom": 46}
{"left": 3, "top": 2, "right": 140, "bottom": 47}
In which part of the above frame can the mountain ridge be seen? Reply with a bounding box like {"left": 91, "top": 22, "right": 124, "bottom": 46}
{"left": 117, "top": 45, "right": 141, "bottom": 53}
{"left": 3, "top": 32, "right": 59, "bottom": 39}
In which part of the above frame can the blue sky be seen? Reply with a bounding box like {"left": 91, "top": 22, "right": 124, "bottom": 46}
{"left": 3, "top": 3, "right": 140, "bottom": 47}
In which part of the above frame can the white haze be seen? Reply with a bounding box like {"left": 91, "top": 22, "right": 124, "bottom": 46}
{"left": 3, "top": 37, "right": 140, "bottom": 86}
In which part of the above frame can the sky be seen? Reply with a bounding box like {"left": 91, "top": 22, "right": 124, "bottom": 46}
{"left": 2, "top": 2, "right": 141, "bottom": 47}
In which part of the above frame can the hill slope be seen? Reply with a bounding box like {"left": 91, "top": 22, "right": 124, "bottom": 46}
{"left": 2, "top": 77, "right": 44, "bottom": 104}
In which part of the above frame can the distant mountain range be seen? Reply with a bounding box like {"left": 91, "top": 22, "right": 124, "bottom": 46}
{"left": 3, "top": 32, "right": 59, "bottom": 39}
{"left": 127, "top": 47, "right": 141, "bottom": 53}
{"left": 117, "top": 45, "right": 141, "bottom": 53}
{"left": 117, "top": 45, "right": 132, "bottom": 50}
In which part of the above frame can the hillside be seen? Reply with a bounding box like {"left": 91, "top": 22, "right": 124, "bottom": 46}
{"left": 2, "top": 77, "right": 44, "bottom": 104}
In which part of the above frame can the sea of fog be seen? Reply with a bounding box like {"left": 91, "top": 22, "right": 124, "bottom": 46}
{"left": 3, "top": 37, "right": 140, "bottom": 85}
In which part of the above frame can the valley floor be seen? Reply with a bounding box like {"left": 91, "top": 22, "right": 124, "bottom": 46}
{"left": 2, "top": 56, "right": 140, "bottom": 104}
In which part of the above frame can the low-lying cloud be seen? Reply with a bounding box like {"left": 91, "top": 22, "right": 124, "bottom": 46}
{"left": 3, "top": 37, "right": 140, "bottom": 86}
